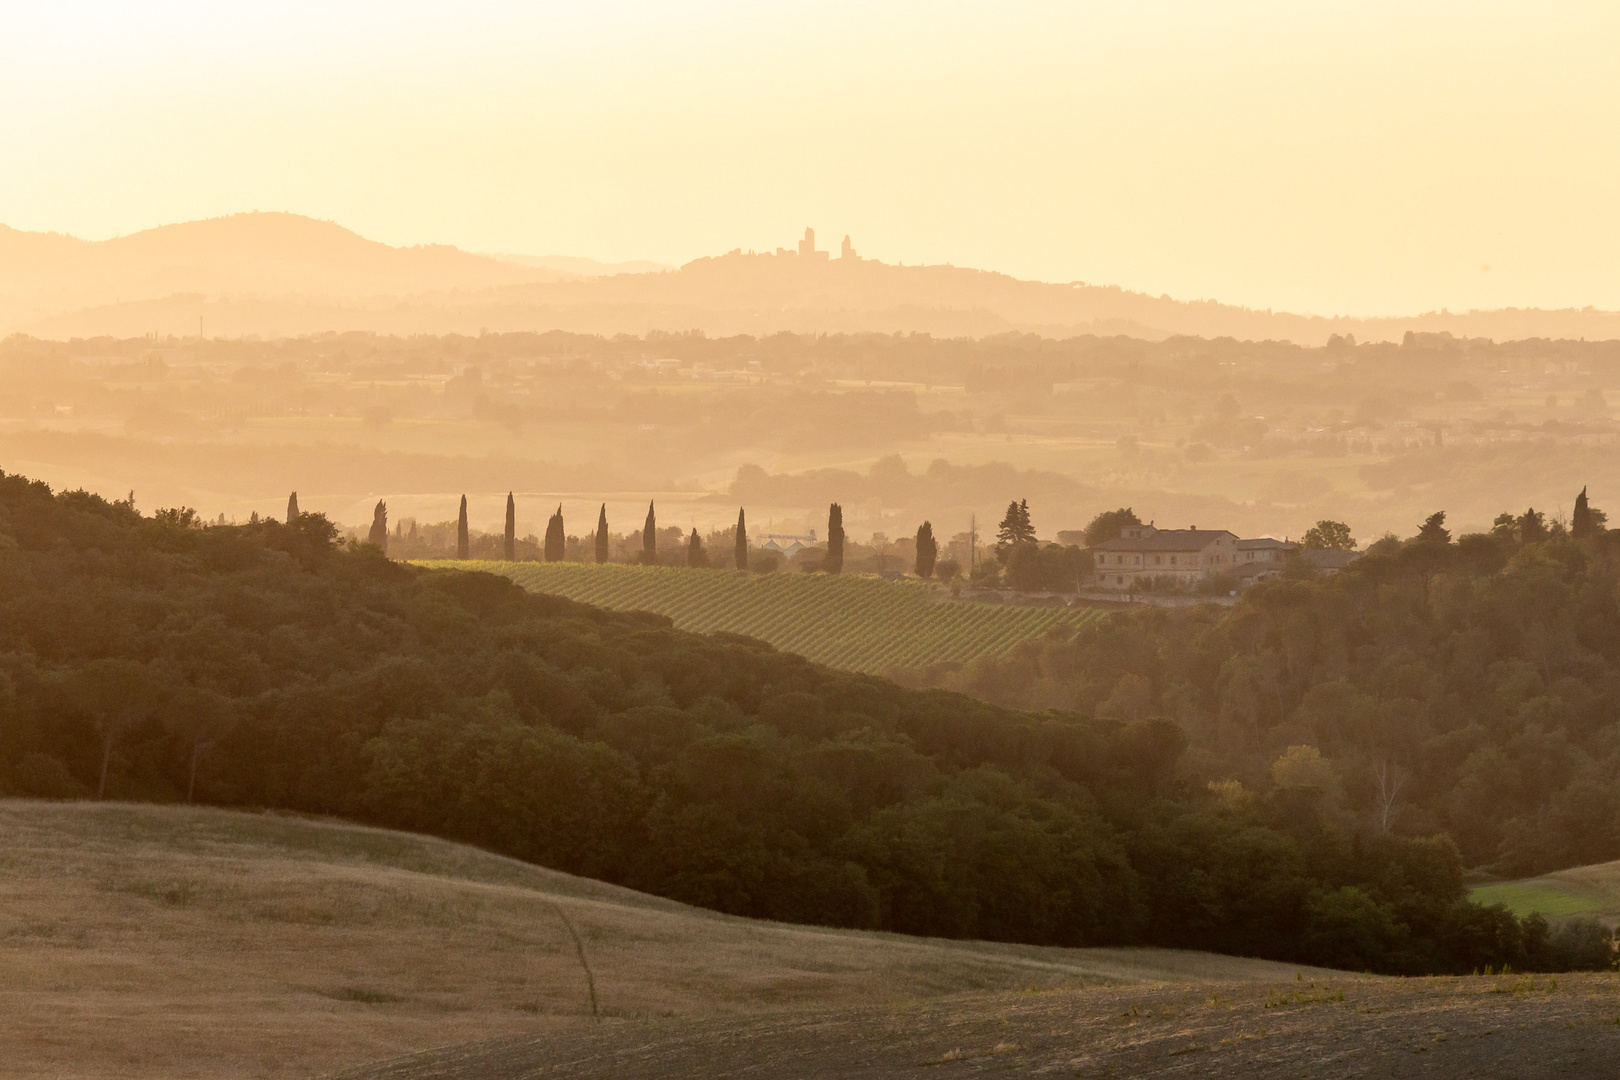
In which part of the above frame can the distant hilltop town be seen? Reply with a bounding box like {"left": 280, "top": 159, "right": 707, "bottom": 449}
{"left": 711, "top": 227, "right": 860, "bottom": 263}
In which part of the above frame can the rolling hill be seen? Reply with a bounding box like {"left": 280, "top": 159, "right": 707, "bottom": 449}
{"left": 0, "top": 801, "right": 1333, "bottom": 1080}
{"left": 438, "top": 561, "right": 1107, "bottom": 675}
{"left": 9, "top": 213, "right": 1620, "bottom": 343}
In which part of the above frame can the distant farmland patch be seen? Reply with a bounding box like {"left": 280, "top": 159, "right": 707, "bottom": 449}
{"left": 437, "top": 562, "right": 1106, "bottom": 674}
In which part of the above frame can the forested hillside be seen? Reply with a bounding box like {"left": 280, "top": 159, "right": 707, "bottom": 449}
{"left": 0, "top": 470, "right": 1607, "bottom": 973}
{"left": 899, "top": 512, "right": 1620, "bottom": 880}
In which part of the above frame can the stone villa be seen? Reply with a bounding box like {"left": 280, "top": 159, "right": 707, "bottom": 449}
{"left": 1091, "top": 523, "right": 1355, "bottom": 591}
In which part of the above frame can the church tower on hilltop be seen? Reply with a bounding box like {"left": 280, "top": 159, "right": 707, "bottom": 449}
{"left": 797, "top": 227, "right": 829, "bottom": 261}
{"left": 841, "top": 234, "right": 858, "bottom": 260}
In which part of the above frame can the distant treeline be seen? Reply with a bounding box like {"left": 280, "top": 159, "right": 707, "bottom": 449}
{"left": 0, "top": 470, "right": 1610, "bottom": 973}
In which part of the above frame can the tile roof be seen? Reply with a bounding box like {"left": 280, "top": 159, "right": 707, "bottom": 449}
{"left": 1096, "top": 529, "right": 1234, "bottom": 552}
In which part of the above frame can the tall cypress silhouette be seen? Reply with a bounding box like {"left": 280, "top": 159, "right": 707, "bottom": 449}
{"left": 827, "top": 503, "right": 845, "bottom": 573}
{"left": 643, "top": 501, "right": 657, "bottom": 565}
{"left": 735, "top": 507, "right": 749, "bottom": 571}
{"left": 504, "top": 492, "right": 516, "bottom": 561}
{"left": 367, "top": 500, "right": 388, "bottom": 552}
{"left": 687, "top": 528, "right": 706, "bottom": 568}
{"left": 456, "top": 495, "right": 469, "bottom": 559}
{"left": 595, "top": 504, "right": 610, "bottom": 563}
{"left": 915, "top": 521, "right": 938, "bottom": 579}
{"left": 1573, "top": 486, "right": 1593, "bottom": 538}
{"left": 545, "top": 504, "right": 565, "bottom": 562}
{"left": 286, "top": 491, "right": 299, "bottom": 525}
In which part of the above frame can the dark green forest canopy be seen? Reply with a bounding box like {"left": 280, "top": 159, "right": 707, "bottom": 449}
{"left": 0, "top": 470, "right": 1606, "bottom": 973}
{"left": 905, "top": 524, "right": 1620, "bottom": 881}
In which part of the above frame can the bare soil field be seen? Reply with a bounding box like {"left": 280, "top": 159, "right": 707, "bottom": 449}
{"left": 0, "top": 801, "right": 1332, "bottom": 1080}
{"left": 341, "top": 973, "right": 1620, "bottom": 1080}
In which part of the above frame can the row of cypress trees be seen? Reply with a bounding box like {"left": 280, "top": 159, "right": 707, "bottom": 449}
{"left": 289, "top": 490, "right": 943, "bottom": 577}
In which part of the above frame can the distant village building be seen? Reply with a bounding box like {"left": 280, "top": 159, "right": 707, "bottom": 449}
{"left": 797, "top": 228, "right": 830, "bottom": 262}
{"left": 759, "top": 531, "right": 818, "bottom": 558}
{"left": 1089, "top": 523, "right": 1360, "bottom": 591}
{"left": 1092, "top": 524, "right": 1240, "bottom": 589}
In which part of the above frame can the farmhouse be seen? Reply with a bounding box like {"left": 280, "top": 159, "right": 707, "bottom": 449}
{"left": 1091, "top": 524, "right": 1239, "bottom": 589}
{"left": 1092, "top": 524, "right": 1358, "bottom": 591}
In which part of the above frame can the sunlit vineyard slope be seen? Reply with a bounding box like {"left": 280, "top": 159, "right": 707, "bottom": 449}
{"left": 435, "top": 562, "right": 1105, "bottom": 674}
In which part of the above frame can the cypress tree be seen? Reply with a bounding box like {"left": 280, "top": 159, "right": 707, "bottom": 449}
{"left": 545, "top": 504, "right": 565, "bottom": 562}
{"left": 735, "top": 507, "right": 749, "bottom": 571}
{"left": 456, "top": 495, "right": 469, "bottom": 559}
{"left": 595, "top": 504, "right": 610, "bottom": 563}
{"left": 286, "top": 491, "right": 299, "bottom": 525}
{"left": 367, "top": 500, "right": 388, "bottom": 552}
{"left": 504, "top": 492, "right": 516, "bottom": 561}
{"left": 915, "top": 521, "right": 938, "bottom": 579}
{"left": 687, "top": 528, "right": 706, "bottom": 568}
{"left": 827, "top": 503, "right": 844, "bottom": 573}
{"left": 643, "top": 501, "right": 657, "bottom": 565}
{"left": 1573, "top": 486, "right": 1592, "bottom": 538}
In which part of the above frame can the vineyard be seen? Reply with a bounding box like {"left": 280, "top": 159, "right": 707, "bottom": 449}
{"left": 435, "top": 562, "right": 1108, "bottom": 675}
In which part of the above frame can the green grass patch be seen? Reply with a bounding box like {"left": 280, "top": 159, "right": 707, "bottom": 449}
{"left": 427, "top": 561, "right": 1106, "bottom": 675}
{"left": 1468, "top": 882, "right": 1604, "bottom": 919}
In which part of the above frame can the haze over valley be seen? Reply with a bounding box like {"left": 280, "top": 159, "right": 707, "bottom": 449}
{"left": 6, "top": 3, "right": 1620, "bottom": 1078}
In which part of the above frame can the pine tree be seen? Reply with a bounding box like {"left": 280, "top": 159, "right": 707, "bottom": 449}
{"left": 504, "top": 492, "right": 516, "bottom": 561}
{"left": 1573, "top": 486, "right": 1593, "bottom": 538}
{"left": 735, "top": 507, "right": 749, "bottom": 571}
{"left": 545, "top": 504, "right": 565, "bottom": 562}
{"left": 1017, "top": 499, "right": 1035, "bottom": 543}
{"left": 995, "top": 499, "right": 1037, "bottom": 560}
{"left": 286, "top": 491, "right": 299, "bottom": 525}
{"left": 595, "top": 504, "right": 610, "bottom": 563}
{"left": 687, "top": 528, "right": 707, "bottom": 568}
{"left": 827, "top": 503, "right": 844, "bottom": 573}
{"left": 643, "top": 501, "right": 657, "bottom": 565}
{"left": 915, "top": 521, "right": 937, "bottom": 579}
{"left": 367, "top": 500, "right": 388, "bottom": 552}
{"left": 456, "top": 495, "right": 469, "bottom": 559}
{"left": 1416, "top": 511, "right": 1451, "bottom": 544}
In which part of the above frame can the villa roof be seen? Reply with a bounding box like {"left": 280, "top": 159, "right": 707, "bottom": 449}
{"left": 1095, "top": 529, "right": 1235, "bottom": 552}
{"left": 1236, "top": 537, "right": 1297, "bottom": 551}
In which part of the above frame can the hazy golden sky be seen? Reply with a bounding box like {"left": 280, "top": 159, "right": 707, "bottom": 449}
{"left": 3, "top": 1, "right": 1617, "bottom": 316}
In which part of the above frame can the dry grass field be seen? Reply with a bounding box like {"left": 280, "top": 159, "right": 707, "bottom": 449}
{"left": 342, "top": 972, "right": 1620, "bottom": 1080}
{"left": 0, "top": 800, "right": 1335, "bottom": 1080}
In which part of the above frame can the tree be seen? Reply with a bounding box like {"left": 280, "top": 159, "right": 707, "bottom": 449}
{"left": 1083, "top": 507, "right": 1142, "bottom": 548}
{"left": 827, "top": 503, "right": 845, "bottom": 573}
{"left": 995, "top": 499, "right": 1036, "bottom": 560}
{"left": 1492, "top": 512, "right": 1518, "bottom": 541}
{"left": 64, "top": 659, "right": 155, "bottom": 799}
{"left": 545, "top": 504, "right": 565, "bottom": 562}
{"left": 687, "top": 528, "right": 708, "bottom": 568}
{"left": 595, "top": 504, "right": 609, "bottom": 563}
{"left": 643, "top": 501, "right": 657, "bottom": 565}
{"left": 368, "top": 500, "right": 388, "bottom": 552}
{"left": 504, "top": 492, "right": 516, "bottom": 560}
{"left": 286, "top": 492, "right": 299, "bottom": 525}
{"left": 456, "top": 496, "right": 469, "bottom": 559}
{"left": 1415, "top": 511, "right": 1450, "bottom": 545}
{"left": 1302, "top": 520, "right": 1355, "bottom": 551}
{"left": 915, "top": 521, "right": 938, "bottom": 579}
{"left": 1568, "top": 498, "right": 1609, "bottom": 537}
{"left": 1517, "top": 508, "right": 1546, "bottom": 544}
{"left": 735, "top": 507, "right": 749, "bottom": 571}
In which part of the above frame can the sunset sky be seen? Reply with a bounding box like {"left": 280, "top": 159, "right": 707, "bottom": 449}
{"left": 3, "top": 0, "right": 1617, "bottom": 316}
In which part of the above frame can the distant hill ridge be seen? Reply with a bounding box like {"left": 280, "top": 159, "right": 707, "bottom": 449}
{"left": 5, "top": 212, "right": 1620, "bottom": 344}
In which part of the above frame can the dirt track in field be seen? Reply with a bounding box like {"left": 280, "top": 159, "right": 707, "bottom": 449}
{"left": 338, "top": 972, "right": 1620, "bottom": 1080}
